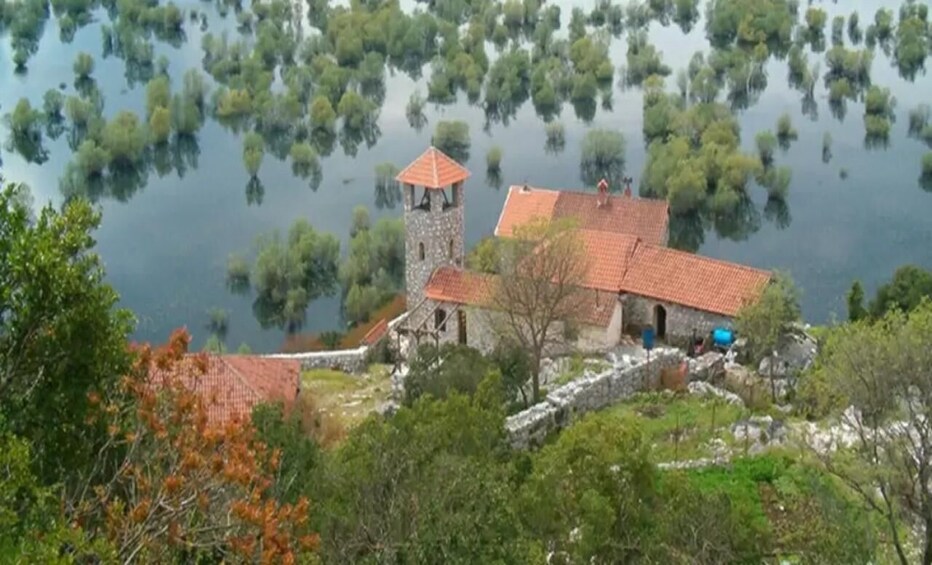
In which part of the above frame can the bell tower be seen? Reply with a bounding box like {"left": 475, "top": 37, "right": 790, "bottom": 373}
{"left": 396, "top": 146, "right": 469, "bottom": 312}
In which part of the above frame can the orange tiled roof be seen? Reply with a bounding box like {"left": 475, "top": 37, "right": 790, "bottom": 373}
{"left": 578, "top": 230, "right": 640, "bottom": 292}
{"left": 495, "top": 185, "right": 669, "bottom": 245}
{"left": 425, "top": 266, "right": 495, "bottom": 305}
{"left": 396, "top": 146, "right": 471, "bottom": 188}
{"left": 621, "top": 245, "right": 772, "bottom": 316}
{"left": 150, "top": 355, "right": 301, "bottom": 426}
{"left": 424, "top": 267, "right": 617, "bottom": 328}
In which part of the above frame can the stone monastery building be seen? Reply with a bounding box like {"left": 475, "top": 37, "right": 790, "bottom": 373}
{"left": 396, "top": 146, "right": 772, "bottom": 352}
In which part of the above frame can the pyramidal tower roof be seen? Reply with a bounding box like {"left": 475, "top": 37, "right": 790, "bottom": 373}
{"left": 395, "top": 146, "right": 471, "bottom": 189}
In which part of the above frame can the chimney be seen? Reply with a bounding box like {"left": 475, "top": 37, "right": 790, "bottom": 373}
{"left": 596, "top": 178, "right": 609, "bottom": 207}
{"left": 622, "top": 176, "right": 633, "bottom": 198}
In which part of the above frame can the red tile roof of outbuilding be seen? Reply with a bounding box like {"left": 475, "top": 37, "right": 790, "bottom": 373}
{"left": 150, "top": 355, "right": 301, "bottom": 426}
{"left": 396, "top": 146, "right": 471, "bottom": 188}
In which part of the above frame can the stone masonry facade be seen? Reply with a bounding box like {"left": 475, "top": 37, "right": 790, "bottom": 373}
{"left": 404, "top": 182, "right": 464, "bottom": 328}
{"left": 623, "top": 295, "right": 732, "bottom": 346}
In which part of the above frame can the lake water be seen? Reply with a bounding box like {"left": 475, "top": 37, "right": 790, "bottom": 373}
{"left": 2, "top": 0, "right": 931, "bottom": 352}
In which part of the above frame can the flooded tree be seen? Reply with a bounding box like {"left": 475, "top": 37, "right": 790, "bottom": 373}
{"left": 73, "top": 51, "right": 94, "bottom": 79}
{"left": 775, "top": 113, "right": 797, "bottom": 150}
{"left": 102, "top": 111, "right": 147, "bottom": 168}
{"left": 755, "top": 130, "right": 777, "bottom": 166}
{"left": 863, "top": 85, "right": 895, "bottom": 148}
{"left": 922, "top": 152, "right": 932, "bottom": 191}
{"left": 242, "top": 132, "right": 265, "bottom": 177}
{"left": 579, "top": 128, "right": 626, "bottom": 188}
{"left": 432, "top": 120, "right": 471, "bottom": 163}
{"left": 544, "top": 121, "right": 565, "bottom": 154}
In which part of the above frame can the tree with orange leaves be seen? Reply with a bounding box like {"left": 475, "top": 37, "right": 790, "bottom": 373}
{"left": 73, "top": 328, "right": 319, "bottom": 563}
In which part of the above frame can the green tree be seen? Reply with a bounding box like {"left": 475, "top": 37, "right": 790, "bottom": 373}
{"left": 336, "top": 90, "right": 372, "bottom": 130}
{"left": 6, "top": 99, "right": 42, "bottom": 137}
{"left": 804, "top": 7, "right": 827, "bottom": 36}
{"left": 242, "top": 131, "right": 264, "bottom": 177}
{"left": 309, "top": 95, "right": 336, "bottom": 133}
{"left": 316, "top": 376, "right": 528, "bottom": 563}
{"left": 250, "top": 401, "right": 321, "bottom": 504}
{"left": 734, "top": 272, "right": 800, "bottom": 401}
{"left": 466, "top": 236, "right": 502, "bottom": 274}
{"left": 42, "top": 89, "right": 64, "bottom": 119}
{"left": 289, "top": 142, "right": 319, "bottom": 178}
{"left": 101, "top": 111, "right": 147, "bottom": 167}
{"left": 246, "top": 219, "right": 340, "bottom": 331}
{"left": 520, "top": 411, "right": 656, "bottom": 562}
{"left": 432, "top": 120, "right": 471, "bottom": 163}
{"left": 809, "top": 301, "right": 932, "bottom": 565}
{"left": 846, "top": 279, "right": 867, "bottom": 321}
{"left": 580, "top": 128, "right": 626, "bottom": 187}
{"left": 404, "top": 343, "right": 492, "bottom": 405}
{"left": 73, "top": 52, "right": 94, "bottom": 79}
{"left": 868, "top": 264, "right": 932, "bottom": 318}
{"left": 145, "top": 75, "right": 171, "bottom": 119}
{"left": 148, "top": 106, "right": 171, "bottom": 144}
{"left": 74, "top": 139, "right": 111, "bottom": 178}
{"left": 0, "top": 183, "right": 133, "bottom": 485}
{"left": 754, "top": 130, "right": 777, "bottom": 166}
{"left": 486, "top": 145, "right": 503, "bottom": 171}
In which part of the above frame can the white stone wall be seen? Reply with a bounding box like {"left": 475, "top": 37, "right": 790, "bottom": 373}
{"left": 265, "top": 313, "right": 409, "bottom": 374}
{"left": 506, "top": 348, "right": 685, "bottom": 449}
{"left": 623, "top": 295, "right": 732, "bottom": 345}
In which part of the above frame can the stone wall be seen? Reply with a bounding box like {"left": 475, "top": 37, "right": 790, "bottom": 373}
{"left": 506, "top": 348, "right": 685, "bottom": 449}
{"left": 265, "top": 313, "right": 409, "bottom": 374}
{"left": 404, "top": 183, "right": 464, "bottom": 327}
{"left": 623, "top": 295, "right": 732, "bottom": 345}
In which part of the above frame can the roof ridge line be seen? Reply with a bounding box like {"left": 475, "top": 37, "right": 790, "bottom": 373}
{"left": 218, "top": 355, "right": 263, "bottom": 401}
{"left": 636, "top": 243, "right": 772, "bottom": 276}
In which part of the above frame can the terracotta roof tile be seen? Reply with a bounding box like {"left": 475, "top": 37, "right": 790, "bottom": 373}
{"left": 495, "top": 185, "right": 669, "bottom": 245}
{"left": 151, "top": 355, "right": 301, "bottom": 426}
{"left": 396, "top": 146, "right": 471, "bottom": 189}
{"left": 424, "top": 266, "right": 495, "bottom": 305}
{"left": 424, "top": 267, "right": 617, "bottom": 328}
{"left": 621, "top": 245, "right": 771, "bottom": 316}
{"left": 361, "top": 318, "right": 389, "bottom": 345}
{"left": 494, "top": 186, "right": 560, "bottom": 237}
{"left": 578, "top": 230, "right": 640, "bottom": 292}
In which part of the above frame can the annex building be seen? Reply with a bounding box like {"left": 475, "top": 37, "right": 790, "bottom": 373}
{"left": 396, "top": 146, "right": 771, "bottom": 352}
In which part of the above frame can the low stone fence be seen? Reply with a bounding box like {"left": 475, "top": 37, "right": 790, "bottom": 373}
{"left": 505, "top": 348, "right": 685, "bottom": 449}
{"left": 264, "top": 312, "right": 408, "bottom": 374}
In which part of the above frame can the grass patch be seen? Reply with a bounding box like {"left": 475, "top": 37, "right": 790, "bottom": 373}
{"left": 609, "top": 392, "right": 744, "bottom": 461}
{"left": 301, "top": 365, "right": 393, "bottom": 430}
{"left": 676, "top": 454, "right": 881, "bottom": 562}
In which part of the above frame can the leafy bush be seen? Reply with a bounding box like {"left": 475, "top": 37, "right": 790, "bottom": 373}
{"left": 432, "top": 120, "right": 471, "bottom": 163}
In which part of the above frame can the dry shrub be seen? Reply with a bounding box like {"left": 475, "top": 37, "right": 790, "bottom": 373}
{"left": 288, "top": 391, "right": 346, "bottom": 448}
{"left": 660, "top": 362, "right": 688, "bottom": 392}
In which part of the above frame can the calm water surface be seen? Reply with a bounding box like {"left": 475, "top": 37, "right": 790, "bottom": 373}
{"left": 1, "top": 0, "right": 931, "bottom": 351}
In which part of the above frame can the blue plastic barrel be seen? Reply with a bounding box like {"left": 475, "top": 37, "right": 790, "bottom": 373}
{"left": 712, "top": 327, "right": 734, "bottom": 347}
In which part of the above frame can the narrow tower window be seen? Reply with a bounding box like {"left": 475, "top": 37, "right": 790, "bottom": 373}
{"left": 448, "top": 239, "right": 454, "bottom": 259}
{"left": 418, "top": 242, "right": 425, "bottom": 261}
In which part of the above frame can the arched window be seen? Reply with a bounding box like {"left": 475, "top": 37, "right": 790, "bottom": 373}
{"left": 418, "top": 242, "right": 425, "bottom": 261}
{"left": 434, "top": 308, "right": 447, "bottom": 332}
{"left": 448, "top": 239, "right": 454, "bottom": 259}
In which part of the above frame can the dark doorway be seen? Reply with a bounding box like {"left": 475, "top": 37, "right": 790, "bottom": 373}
{"left": 457, "top": 310, "right": 467, "bottom": 345}
{"left": 654, "top": 305, "right": 667, "bottom": 339}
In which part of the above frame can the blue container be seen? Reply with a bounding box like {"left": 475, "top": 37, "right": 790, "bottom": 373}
{"left": 642, "top": 328, "right": 655, "bottom": 350}
{"left": 713, "top": 328, "right": 734, "bottom": 347}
